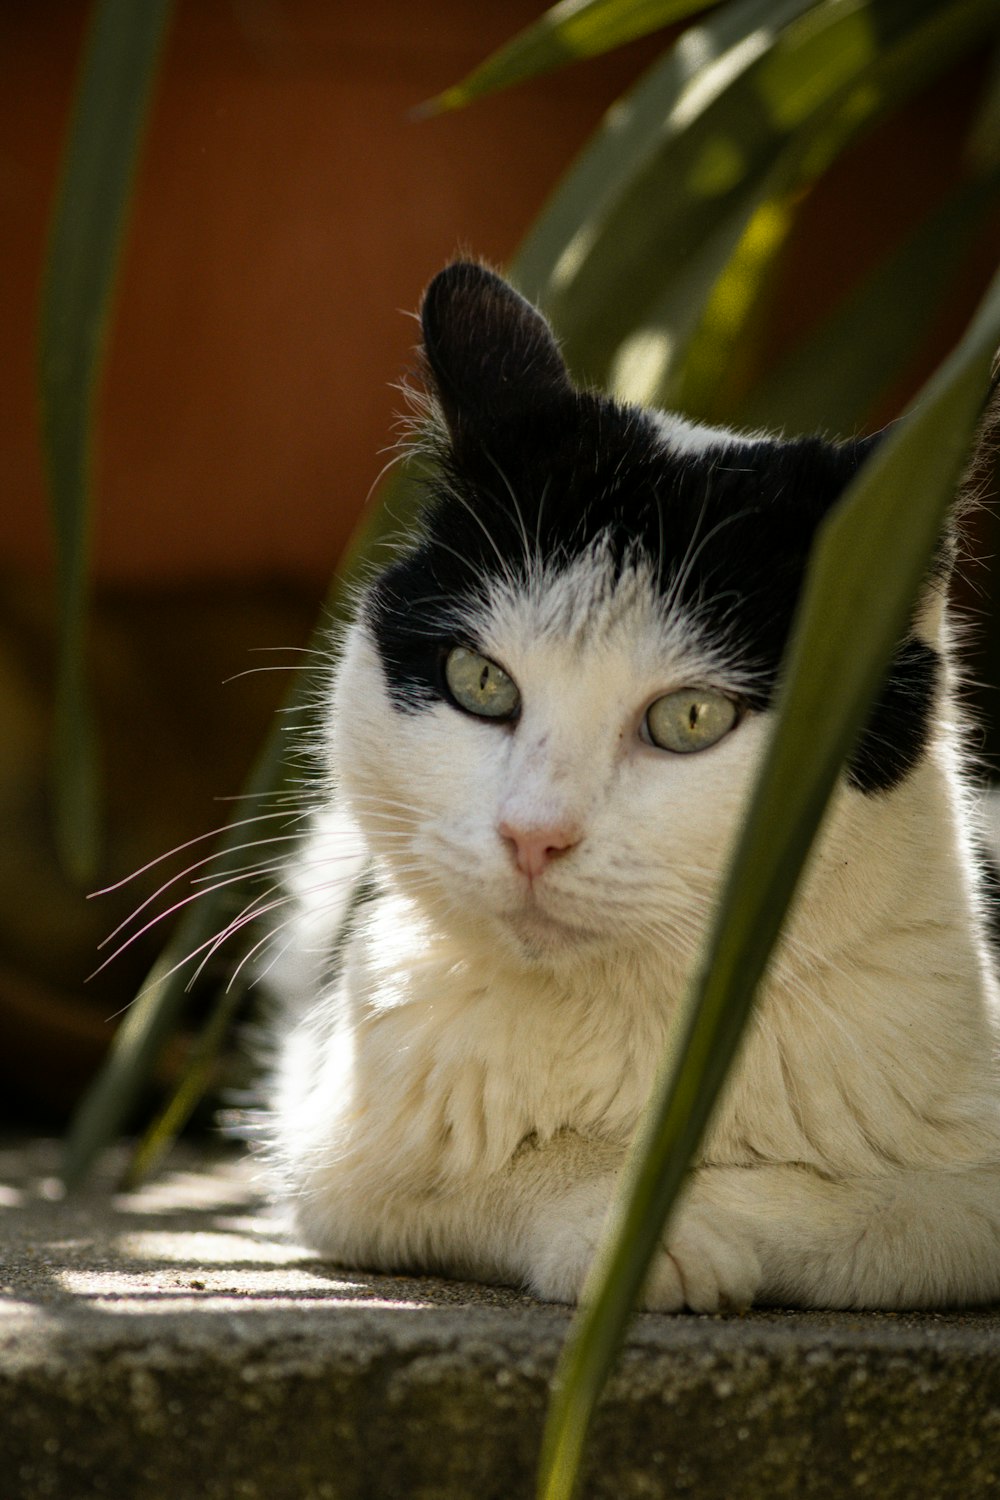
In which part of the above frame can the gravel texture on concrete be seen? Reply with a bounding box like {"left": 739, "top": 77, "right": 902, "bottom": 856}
{"left": 1, "top": 1137, "right": 999, "bottom": 1499}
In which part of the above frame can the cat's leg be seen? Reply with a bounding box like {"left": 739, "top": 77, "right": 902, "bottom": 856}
{"left": 674, "top": 1159, "right": 1000, "bottom": 1310}
{"left": 399, "top": 1132, "right": 765, "bottom": 1312}
{"left": 506, "top": 1140, "right": 766, "bottom": 1313}
{"left": 411, "top": 1146, "right": 1000, "bottom": 1312}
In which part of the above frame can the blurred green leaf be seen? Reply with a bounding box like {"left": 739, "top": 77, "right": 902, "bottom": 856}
{"left": 537, "top": 263, "right": 1000, "bottom": 1500}
{"left": 513, "top": 0, "right": 826, "bottom": 364}
{"left": 512, "top": 0, "right": 997, "bottom": 404}
{"left": 966, "top": 38, "right": 1000, "bottom": 171}
{"left": 38, "top": 0, "right": 173, "bottom": 884}
{"left": 120, "top": 966, "right": 248, "bottom": 1190}
{"left": 739, "top": 172, "right": 1000, "bottom": 433}
{"left": 421, "top": 0, "right": 714, "bottom": 116}
{"left": 667, "top": 0, "right": 1000, "bottom": 420}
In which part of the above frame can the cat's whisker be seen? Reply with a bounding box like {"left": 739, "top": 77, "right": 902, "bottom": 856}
{"left": 222, "top": 664, "right": 309, "bottom": 684}
{"left": 97, "top": 833, "right": 311, "bottom": 951}
{"left": 99, "top": 883, "right": 293, "bottom": 1019}
{"left": 90, "top": 809, "right": 314, "bottom": 898}
{"left": 88, "top": 864, "right": 292, "bottom": 981}
{"left": 189, "top": 890, "right": 292, "bottom": 992}
{"left": 435, "top": 478, "right": 523, "bottom": 596}
{"left": 483, "top": 451, "right": 537, "bottom": 581}
{"left": 225, "top": 893, "right": 343, "bottom": 992}
{"left": 188, "top": 859, "right": 295, "bottom": 889}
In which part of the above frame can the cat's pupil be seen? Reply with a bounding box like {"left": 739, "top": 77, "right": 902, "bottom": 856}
{"left": 688, "top": 703, "right": 699, "bottom": 730}
{"left": 479, "top": 666, "right": 490, "bottom": 694}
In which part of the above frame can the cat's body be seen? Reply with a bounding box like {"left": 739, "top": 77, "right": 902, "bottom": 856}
{"left": 261, "top": 262, "right": 1000, "bottom": 1311}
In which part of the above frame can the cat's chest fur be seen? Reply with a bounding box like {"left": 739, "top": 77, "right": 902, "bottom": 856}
{"left": 261, "top": 262, "right": 1000, "bottom": 1311}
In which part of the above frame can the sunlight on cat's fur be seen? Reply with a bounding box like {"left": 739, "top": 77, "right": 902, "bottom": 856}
{"left": 256, "top": 262, "right": 1000, "bottom": 1312}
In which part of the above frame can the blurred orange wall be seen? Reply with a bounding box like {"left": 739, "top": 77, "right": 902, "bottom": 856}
{"left": 3, "top": 1, "right": 665, "bottom": 585}
{"left": 4, "top": 4, "right": 996, "bottom": 587}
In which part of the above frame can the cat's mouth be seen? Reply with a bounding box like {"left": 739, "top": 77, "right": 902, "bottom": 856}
{"left": 502, "top": 891, "right": 599, "bottom": 956}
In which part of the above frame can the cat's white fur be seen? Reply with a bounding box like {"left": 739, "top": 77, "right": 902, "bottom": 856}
{"left": 264, "top": 423, "right": 1000, "bottom": 1312}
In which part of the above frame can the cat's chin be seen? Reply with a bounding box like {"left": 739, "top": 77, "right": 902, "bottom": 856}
{"left": 500, "top": 901, "right": 603, "bottom": 965}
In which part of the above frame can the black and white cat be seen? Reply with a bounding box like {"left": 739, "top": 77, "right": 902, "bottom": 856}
{"left": 262, "top": 260, "right": 1000, "bottom": 1311}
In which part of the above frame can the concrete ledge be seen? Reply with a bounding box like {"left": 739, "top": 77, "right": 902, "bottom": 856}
{"left": 2, "top": 1139, "right": 999, "bottom": 1499}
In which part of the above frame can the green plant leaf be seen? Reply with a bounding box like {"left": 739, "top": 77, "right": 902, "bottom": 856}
{"left": 119, "top": 966, "right": 249, "bottom": 1190}
{"left": 512, "top": 0, "right": 998, "bottom": 403}
{"left": 536, "top": 264, "right": 1000, "bottom": 1500}
{"left": 512, "top": 0, "right": 829, "bottom": 361}
{"left": 38, "top": 0, "right": 174, "bottom": 885}
{"left": 738, "top": 170, "right": 1000, "bottom": 434}
{"left": 61, "top": 462, "right": 428, "bottom": 1189}
{"left": 664, "top": 0, "right": 1000, "bottom": 421}
{"left": 966, "top": 36, "right": 1000, "bottom": 170}
{"left": 421, "top": 0, "right": 716, "bottom": 116}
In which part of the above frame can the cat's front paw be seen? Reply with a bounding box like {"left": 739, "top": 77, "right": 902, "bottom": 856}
{"left": 525, "top": 1197, "right": 761, "bottom": 1313}
{"left": 525, "top": 1217, "right": 602, "bottom": 1305}
{"left": 642, "top": 1203, "right": 762, "bottom": 1313}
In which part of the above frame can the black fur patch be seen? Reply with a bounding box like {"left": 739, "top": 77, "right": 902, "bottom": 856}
{"left": 365, "top": 264, "right": 942, "bottom": 796}
{"left": 846, "top": 638, "right": 939, "bottom": 793}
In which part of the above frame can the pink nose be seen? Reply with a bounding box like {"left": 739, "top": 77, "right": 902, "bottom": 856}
{"left": 498, "top": 820, "right": 581, "bottom": 879}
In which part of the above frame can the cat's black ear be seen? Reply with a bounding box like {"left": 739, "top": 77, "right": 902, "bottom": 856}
{"left": 420, "top": 262, "right": 573, "bottom": 438}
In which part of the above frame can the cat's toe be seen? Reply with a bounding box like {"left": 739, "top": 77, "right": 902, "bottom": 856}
{"left": 643, "top": 1212, "right": 761, "bottom": 1313}
{"left": 525, "top": 1225, "right": 599, "bottom": 1305}
{"left": 640, "top": 1246, "right": 686, "bottom": 1310}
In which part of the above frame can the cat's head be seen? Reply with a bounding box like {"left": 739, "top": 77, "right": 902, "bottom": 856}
{"left": 329, "top": 262, "right": 942, "bottom": 971}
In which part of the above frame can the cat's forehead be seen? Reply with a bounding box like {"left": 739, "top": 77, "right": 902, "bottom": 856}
{"left": 365, "top": 392, "right": 873, "bottom": 717}
{"left": 424, "top": 392, "right": 862, "bottom": 594}
{"left": 470, "top": 545, "right": 732, "bottom": 690}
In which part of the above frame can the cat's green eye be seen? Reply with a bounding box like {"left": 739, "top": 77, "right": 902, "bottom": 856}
{"left": 645, "top": 689, "right": 739, "bottom": 754}
{"left": 444, "top": 646, "right": 520, "bottom": 720}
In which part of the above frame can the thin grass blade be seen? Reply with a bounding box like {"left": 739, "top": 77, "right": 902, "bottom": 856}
{"left": 38, "top": 0, "right": 174, "bottom": 885}
{"left": 537, "top": 267, "right": 1000, "bottom": 1500}
{"left": 120, "top": 970, "right": 249, "bottom": 1190}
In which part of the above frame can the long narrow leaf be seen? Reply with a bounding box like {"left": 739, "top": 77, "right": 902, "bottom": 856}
{"left": 537, "top": 266, "right": 1000, "bottom": 1500}
{"left": 38, "top": 0, "right": 174, "bottom": 884}
{"left": 966, "top": 36, "right": 1000, "bottom": 170}
{"left": 513, "top": 0, "right": 833, "bottom": 366}
{"left": 665, "top": 2, "right": 1000, "bottom": 420}
{"left": 421, "top": 0, "right": 715, "bottom": 115}
{"left": 738, "top": 171, "right": 1000, "bottom": 433}
{"left": 120, "top": 967, "right": 248, "bottom": 1190}
{"left": 512, "top": 0, "right": 996, "bottom": 398}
